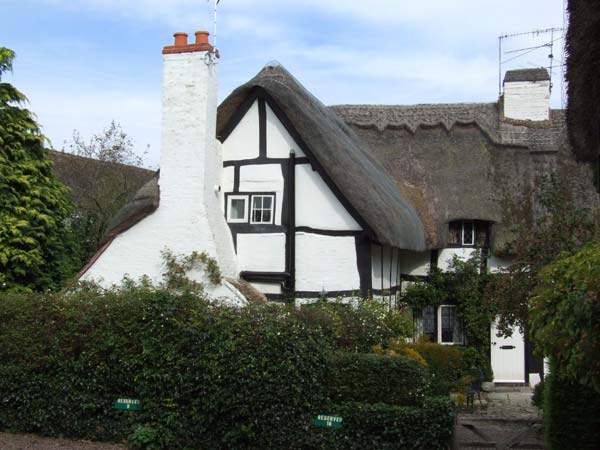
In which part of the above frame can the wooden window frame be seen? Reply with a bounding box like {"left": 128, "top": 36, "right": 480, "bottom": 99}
{"left": 250, "top": 194, "right": 275, "bottom": 225}
{"left": 226, "top": 194, "right": 249, "bottom": 223}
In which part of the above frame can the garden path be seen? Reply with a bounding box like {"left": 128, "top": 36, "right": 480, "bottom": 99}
{"left": 454, "top": 386, "right": 545, "bottom": 449}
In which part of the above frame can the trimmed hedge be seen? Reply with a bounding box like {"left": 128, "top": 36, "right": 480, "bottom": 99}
{"left": 327, "top": 352, "right": 428, "bottom": 406}
{"left": 544, "top": 372, "right": 600, "bottom": 450}
{"left": 0, "top": 287, "right": 330, "bottom": 449}
{"left": 303, "top": 397, "right": 456, "bottom": 450}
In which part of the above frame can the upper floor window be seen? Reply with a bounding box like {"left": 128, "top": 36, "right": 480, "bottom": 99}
{"left": 250, "top": 195, "right": 274, "bottom": 224}
{"left": 448, "top": 220, "right": 489, "bottom": 247}
{"left": 226, "top": 195, "right": 249, "bottom": 223}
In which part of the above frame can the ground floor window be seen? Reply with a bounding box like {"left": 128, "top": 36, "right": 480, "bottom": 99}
{"left": 415, "top": 304, "right": 464, "bottom": 345}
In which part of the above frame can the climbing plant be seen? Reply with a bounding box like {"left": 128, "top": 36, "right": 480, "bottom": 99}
{"left": 403, "top": 254, "right": 494, "bottom": 379}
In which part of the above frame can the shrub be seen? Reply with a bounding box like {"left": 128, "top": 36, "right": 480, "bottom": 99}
{"left": 0, "top": 286, "right": 330, "bottom": 449}
{"left": 326, "top": 352, "right": 428, "bottom": 406}
{"left": 543, "top": 370, "right": 600, "bottom": 450}
{"left": 302, "top": 397, "right": 456, "bottom": 450}
{"left": 296, "top": 299, "right": 413, "bottom": 352}
{"left": 403, "top": 342, "right": 465, "bottom": 394}
{"left": 531, "top": 380, "right": 544, "bottom": 409}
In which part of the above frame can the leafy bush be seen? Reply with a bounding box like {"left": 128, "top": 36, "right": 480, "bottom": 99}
{"left": 296, "top": 299, "right": 413, "bottom": 352}
{"left": 403, "top": 342, "right": 465, "bottom": 394}
{"left": 326, "top": 352, "right": 428, "bottom": 406}
{"left": 0, "top": 286, "right": 330, "bottom": 449}
{"left": 544, "top": 370, "right": 600, "bottom": 450}
{"left": 532, "top": 380, "right": 544, "bottom": 409}
{"left": 302, "top": 397, "right": 456, "bottom": 450}
{"left": 530, "top": 243, "right": 600, "bottom": 391}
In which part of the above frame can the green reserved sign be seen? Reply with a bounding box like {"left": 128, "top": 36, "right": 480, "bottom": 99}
{"left": 313, "top": 414, "right": 343, "bottom": 428}
{"left": 114, "top": 398, "right": 141, "bottom": 411}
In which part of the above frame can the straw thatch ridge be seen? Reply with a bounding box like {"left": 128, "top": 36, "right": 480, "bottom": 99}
{"left": 217, "top": 63, "right": 426, "bottom": 251}
{"left": 566, "top": 0, "right": 600, "bottom": 162}
{"left": 332, "top": 104, "right": 599, "bottom": 249}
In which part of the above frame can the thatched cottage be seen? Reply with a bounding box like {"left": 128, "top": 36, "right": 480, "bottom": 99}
{"left": 77, "top": 29, "right": 599, "bottom": 384}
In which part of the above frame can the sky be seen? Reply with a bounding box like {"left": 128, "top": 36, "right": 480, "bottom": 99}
{"left": 1, "top": 0, "right": 568, "bottom": 168}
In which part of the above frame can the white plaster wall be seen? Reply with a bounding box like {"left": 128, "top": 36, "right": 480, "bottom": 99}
{"left": 82, "top": 50, "right": 239, "bottom": 301}
{"left": 222, "top": 100, "right": 260, "bottom": 161}
{"left": 371, "top": 245, "right": 401, "bottom": 291}
{"left": 398, "top": 250, "right": 430, "bottom": 276}
{"left": 295, "top": 164, "right": 361, "bottom": 231}
{"left": 251, "top": 282, "right": 282, "bottom": 295}
{"left": 503, "top": 80, "right": 550, "bottom": 121}
{"left": 237, "top": 233, "right": 286, "bottom": 272}
{"left": 239, "top": 164, "right": 284, "bottom": 225}
{"left": 266, "top": 103, "right": 305, "bottom": 158}
{"left": 295, "top": 233, "right": 360, "bottom": 292}
{"left": 437, "top": 248, "right": 478, "bottom": 271}
{"left": 488, "top": 254, "right": 513, "bottom": 273}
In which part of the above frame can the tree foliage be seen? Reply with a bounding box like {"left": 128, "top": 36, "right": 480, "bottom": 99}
{"left": 488, "top": 174, "right": 600, "bottom": 335}
{"left": 530, "top": 243, "right": 600, "bottom": 392}
{"left": 0, "top": 47, "right": 77, "bottom": 291}
{"left": 59, "top": 121, "right": 151, "bottom": 260}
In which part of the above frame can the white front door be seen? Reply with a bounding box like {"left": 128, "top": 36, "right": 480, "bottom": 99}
{"left": 490, "top": 320, "right": 525, "bottom": 383}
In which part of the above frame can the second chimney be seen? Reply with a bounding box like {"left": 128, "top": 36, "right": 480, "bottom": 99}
{"left": 502, "top": 68, "right": 551, "bottom": 121}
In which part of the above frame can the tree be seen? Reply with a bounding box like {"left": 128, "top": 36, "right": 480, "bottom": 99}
{"left": 487, "top": 174, "right": 600, "bottom": 336}
{"left": 57, "top": 122, "right": 152, "bottom": 260}
{"left": 530, "top": 243, "right": 600, "bottom": 392}
{"left": 0, "top": 48, "right": 77, "bottom": 291}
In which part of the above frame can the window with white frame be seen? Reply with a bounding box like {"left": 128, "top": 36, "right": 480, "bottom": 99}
{"left": 250, "top": 195, "right": 274, "bottom": 224}
{"left": 226, "top": 195, "right": 248, "bottom": 223}
{"left": 448, "top": 220, "right": 486, "bottom": 247}
{"left": 437, "top": 305, "right": 464, "bottom": 345}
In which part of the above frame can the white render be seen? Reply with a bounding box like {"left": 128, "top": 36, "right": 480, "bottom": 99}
{"left": 266, "top": 103, "right": 305, "bottom": 158}
{"left": 437, "top": 247, "right": 478, "bottom": 271}
{"left": 237, "top": 233, "right": 286, "bottom": 272}
{"left": 398, "top": 250, "right": 430, "bottom": 277}
{"left": 371, "top": 245, "right": 401, "bottom": 291}
{"left": 222, "top": 100, "right": 260, "bottom": 161}
{"left": 295, "top": 233, "right": 360, "bottom": 292}
{"left": 238, "top": 164, "right": 284, "bottom": 225}
{"left": 295, "top": 164, "right": 361, "bottom": 230}
{"left": 82, "top": 50, "right": 241, "bottom": 301}
{"left": 503, "top": 80, "right": 550, "bottom": 121}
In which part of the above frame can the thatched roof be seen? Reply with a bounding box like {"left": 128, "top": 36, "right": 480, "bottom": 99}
{"left": 504, "top": 68, "right": 550, "bottom": 83}
{"left": 566, "top": 0, "right": 600, "bottom": 162}
{"left": 217, "top": 64, "right": 426, "bottom": 250}
{"left": 332, "top": 103, "right": 599, "bottom": 249}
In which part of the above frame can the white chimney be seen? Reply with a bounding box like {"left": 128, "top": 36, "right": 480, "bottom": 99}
{"left": 502, "top": 68, "right": 551, "bottom": 121}
{"left": 80, "top": 30, "right": 240, "bottom": 298}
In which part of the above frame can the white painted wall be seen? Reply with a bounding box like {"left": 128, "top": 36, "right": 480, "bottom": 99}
{"left": 266, "top": 103, "right": 305, "bottom": 158}
{"left": 295, "top": 233, "right": 360, "bottom": 292}
{"left": 503, "top": 80, "right": 550, "bottom": 121}
{"left": 82, "top": 49, "right": 240, "bottom": 302}
{"left": 237, "top": 233, "right": 286, "bottom": 272}
{"left": 398, "top": 250, "right": 430, "bottom": 277}
{"left": 239, "top": 164, "right": 284, "bottom": 225}
{"left": 488, "top": 254, "right": 513, "bottom": 273}
{"left": 222, "top": 100, "right": 260, "bottom": 161}
{"left": 437, "top": 247, "right": 478, "bottom": 271}
{"left": 295, "top": 164, "right": 361, "bottom": 231}
{"left": 371, "top": 245, "right": 401, "bottom": 291}
{"left": 250, "top": 282, "right": 282, "bottom": 295}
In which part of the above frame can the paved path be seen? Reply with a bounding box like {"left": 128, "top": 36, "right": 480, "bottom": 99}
{"left": 454, "top": 386, "right": 545, "bottom": 449}
{"left": 0, "top": 432, "right": 125, "bottom": 450}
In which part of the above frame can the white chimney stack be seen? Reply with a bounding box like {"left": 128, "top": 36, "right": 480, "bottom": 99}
{"left": 80, "top": 30, "right": 240, "bottom": 299}
{"left": 502, "top": 68, "right": 551, "bottom": 121}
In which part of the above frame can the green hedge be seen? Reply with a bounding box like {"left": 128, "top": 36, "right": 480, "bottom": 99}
{"left": 0, "top": 287, "right": 330, "bottom": 449}
{"left": 303, "top": 397, "right": 456, "bottom": 450}
{"left": 326, "top": 352, "right": 428, "bottom": 406}
{"left": 544, "top": 372, "right": 600, "bottom": 450}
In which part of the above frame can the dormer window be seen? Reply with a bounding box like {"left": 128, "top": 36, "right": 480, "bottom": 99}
{"left": 448, "top": 220, "right": 489, "bottom": 247}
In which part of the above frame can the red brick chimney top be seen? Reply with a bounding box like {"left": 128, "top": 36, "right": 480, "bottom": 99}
{"left": 163, "top": 30, "right": 215, "bottom": 55}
